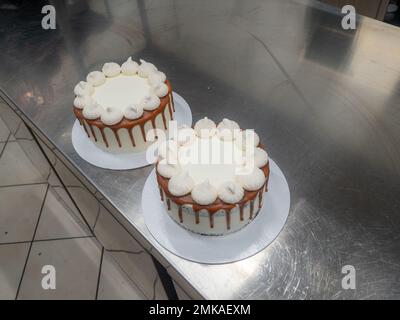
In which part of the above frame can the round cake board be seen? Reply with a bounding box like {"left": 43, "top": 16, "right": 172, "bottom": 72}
{"left": 71, "top": 92, "right": 192, "bottom": 170}
{"left": 142, "top": 159, "right": 290, "bottom": 264}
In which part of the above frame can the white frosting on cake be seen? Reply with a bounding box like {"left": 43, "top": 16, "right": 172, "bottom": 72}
{"left": 148, "top": 71, "right": 166, "bottom": 86}
{"left": 121, "top": 57, "right": 139, "bottom": 75}
{"left": 124, "top": 103, "right": 143, "bottom": 120}
{"left": 101, "top": 107, "right": 123, "bottom": 125}
{"left": 157, "top": 162, "right": 181, "bottom": 178}
{"left": 235, "top": 129, "right": 260, "bottom": 150}
{"left": 141, "top": 93, "right": 161, "bottom": 111}
{"left": 217, "top": 118, "right": 240, "bottom": 141}
{"left": 74, "top": 95, "right": 92, "bottom": 109}
{"left": 82, "top": 103, "right": 102, "bottom": 119}
{"left": 152, "top": 82, "right": 169, "bottom": 97}
{"left": 168, "top": 171, "right": 194, "bottom": 196}
{"left": 236, "top": 167, "right": 265, "bottom": 191}
{"left": 138, "top": 59, "right": 157, "bottom": 77}
{"left": 194, "top": 117, "right": 217, "bottom": 138}
{"left": 86, "top": 71, "right": 106, "bottom": 87}
{"left": 158, "top": 140, "right": 179, "bottom": 161}
{"left": 254, "top": 147, "right": 269, "bottom": 168}
{"left": 191, "top": 180, "right": 218, "bottom": 205}
{"left": 74, "top": 81, "right": 94, "bottom": 96}
{"left": 102, "top": 62, "right": 121, "bottom": 77}
{"left": 218, "top": 181, "right": 244, "bottom": 204}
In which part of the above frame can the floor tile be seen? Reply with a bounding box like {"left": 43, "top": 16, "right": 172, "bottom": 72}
{"left": 174, "top": 281, "right": 192, "bottom": 300}
{"left": 0, "top": 243, "right": 30, "bottom": 299}
{"left": 0, "top": 184, "right": 47, "bottom": 243}
{"left": 0, "top": 116, "right": 10, "bottom": 142}
{"left": 67, "top": 186, "right": 100, "bottom": 230}
{"left": 35, "top": 187, "right": 92, "bottom": 241}
{"left": 0, "top": 142, "right": 47, "bottom": 186}
{"left": 0, "top": 142, "right": 5, "bottom": 155}
{"left": 0, "top": 103, "right": 21, "bottom": 135}
{"left": 17, "top": 237, "right": 102, "bottom": 300}
{"left": 17, "top": 139, "right": 51, "bottom": 180}
{"left": 97, "top": 251, "right": 145, "bottom": 300}
{"left": 14, "top": 122, "right": 32, "bottom": 140}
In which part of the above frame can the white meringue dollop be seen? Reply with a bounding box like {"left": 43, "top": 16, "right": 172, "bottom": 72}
{"left": 254, "top": 147, "right": 269, "bottom": 168}
{"left": 194, "top": 117, "right": 217, "bottom": 138}
{"left": 236, "top": 167, "right": 265, "bottom": 191}
{"left": 157, "top": 162, "right": 181, "bottom": 179}
{"left": 82, "top": 103, "right": 103, "bottom": 120}
{"left": 191, "top": 180, "right": 218, "bottom": 205}
{"left": 152, "top": 82, "right": 169, "bottom": 97}
{"left": 148, "top": 71, "right": 166, "bottom": 86}
{"left": 217, "top": 118, "right": 240, "bottom": 141}
{"left": 218, "top": 181, "right": 244, "bottom": 204}
{"left": 74, "top": 81, "right": 94, "bottom": 96}
{"left": 138, "top": 59, "right": 157, "bottom": 78}
{"left": 100, "top": 107, "right": 124, "bottom": 125}
{"left": 86, "top": 71, "right": 106, "bottom": 87}
{"left": 73, "top": 95, "right": 92, "bottom": 109}
{"left": 102, "top": 62, "right": 121, "bottom": 77}
{"left": 141, "top": 93, "right": 160, "bottom": 111}
{"left": 235, "top": 130, "right": 260, "bottom": 149}
{"left": 157, "top": 140, "right": 179, "bottom": 161}
{"left": 168, "top": 171, "right": 194, "bottom": 196}
{"left": 121, "top": 57, "right": 139, "bottom": 75}
{"left": 124, "top": 103, "right": 144, "bottom": 120}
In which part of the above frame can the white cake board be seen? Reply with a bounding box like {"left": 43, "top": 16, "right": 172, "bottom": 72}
{"left": 142, "top": 159, "right": 290, "bottom": 264}
{"left": 71, "top": 92, "right": 192, "bottom": 170}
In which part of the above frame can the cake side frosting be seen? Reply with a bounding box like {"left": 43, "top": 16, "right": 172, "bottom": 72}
{"left": 73, "top": 57, "right": 175, "bottom": 152}
{"left": 156, "top": 118, "right": 270, "bottom": 235}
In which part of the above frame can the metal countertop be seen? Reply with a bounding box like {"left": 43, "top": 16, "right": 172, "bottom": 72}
{"left": 1, "top": 0, "right": 400, "bottom": 299}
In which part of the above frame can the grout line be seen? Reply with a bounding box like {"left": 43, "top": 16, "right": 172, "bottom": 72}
{"left": 29, "top": 127, "right": 95, "bottom": 236}
{"left": 0, "top": 132, "right": 11, "bottom": 159}
{"left": 105, "top": 248, "right": 145, "bottom": 255}
{"left": 0, "top": 235, "right": 95, "bottom": 247}
{"left": 95, "top": 246, "right": 105, "bottom": 300}
{"left": 15, "top": 183, "right": 50, "bottom": 300}
{"left": 0, "top": 181, "right": 48, "bottom": 189}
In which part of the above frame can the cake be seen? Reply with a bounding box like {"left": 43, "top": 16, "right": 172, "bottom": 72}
{"left": 156, "top": 118, "right": 270, "bottom": 236}
{"left": 73, "top": 57, "right": 175, "bottom": 152}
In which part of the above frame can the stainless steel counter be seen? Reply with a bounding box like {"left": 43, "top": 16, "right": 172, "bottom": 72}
{"left": 1, "top": 0, "right": 399, "bottom": 299}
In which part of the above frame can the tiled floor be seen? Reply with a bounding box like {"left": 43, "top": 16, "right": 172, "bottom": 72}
{"left": 0, "top": 115, "right": 148, "bottom": 300}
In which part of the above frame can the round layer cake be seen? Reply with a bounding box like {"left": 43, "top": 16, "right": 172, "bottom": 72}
{"left": 73, "top": 57, "right": 175, "bottom": 153}
{"left": 156, "top": 118, "right": 270, "bottom": 236}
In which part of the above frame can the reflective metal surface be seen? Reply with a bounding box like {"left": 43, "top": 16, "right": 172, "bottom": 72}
{"left": 1, "top": 0, "right": 400, "bottom": 299}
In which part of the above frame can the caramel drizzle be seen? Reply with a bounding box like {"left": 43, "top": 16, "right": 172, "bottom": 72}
{"left": 194, "top": 210, "right": 200, "bottom": 224}
{"left": 159, "top": 187, "right": 164, "bottom": 201}
{"left": 239, "top": 204, "right": 244, "bottom": 221}
{"left": 226, "top": 210, "right": 231, "bottom": 230}
{"left": 249, "top": 200, "right": 254, "bottom": 219}
{"left": 167, "top": 198, "right": 171, "bottom": 210}
{"left": 170, "top": 93, "right": 175, "bottom": 112}
{"left": 209, "top": 213, "right": 214, "bottom": 229}
{"left": 74, "top": 80, "right": 174, "bottom": 148}
{"left": 258, "top": 190, "right": 263, "bottom": 208}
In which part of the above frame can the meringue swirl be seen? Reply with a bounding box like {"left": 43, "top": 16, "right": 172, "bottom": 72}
{"left": 124, "top": 103, "right": 143, "bottom": 120}
{"left": 138, "top": 59, "right": 157, "bottom": 78}
{"left": 100, "top": 107, "right": 124, "bottom": 125}
{"left": 102, "top": 62, "right": 121, "bottom": 77}
{"left": 217, "top": 118, "right": 240, "bottom": 141}
{"left": 236, "top": 167, "right": 265, "bottom": 191}
{"left": 191, "top": 180, "right": 218, "bottom": 205}
{"left": 218, "top": 181, "right": 244, "bottom": 204}
{"left": 235, "top": 129, "right": 260, "bottom": 149}
{"left": 157, "top": 162, "right": 181, "bottom": 179}
{"left": 152, "top": 82, "right": 169, "bottom": 97}
{"left": 82, "top": 103, "right": 103, "bottom": 119}
{"left": 86, "top": 71, "right": 106, "bottom": 87}
{"left": 121, "top": 57, "right": 139, "bottom": 75}
{"left": 194, "top": 117, "right": 217, "bottom": 138}
{"left": 254, "top": 147, "right": 269, "bottom": 168}
{"left": 141, "top": 93, "right": 160, "bottom": 111}
{"left": 148, "top": 71, "right": 166, "bottom": 86}
{"left": 74, "top": 95, "right": 92, "bottom": 109}
{"left": 168, "top": 171, "right": 194, "bottom": 196}
{"left": 74, "top": 81, "right": 94, "bottom": 96}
